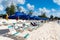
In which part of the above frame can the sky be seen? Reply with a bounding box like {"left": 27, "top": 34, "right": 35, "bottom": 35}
{"left": 0, "top": 0, "right": 60, "bottom": 17}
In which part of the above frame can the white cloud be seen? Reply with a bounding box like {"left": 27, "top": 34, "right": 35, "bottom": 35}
{"left": 33, "top": 8, "right": 51, "bottom": 16}
{"left": 51, "top": 8, "right": 56, "bottom": 12}
{"left": 17, "top": 0, "right": 25, "bottom": 4}
{"left": 1, "top": 0, "right": 25, "bottom": 7}
{"left": 19, "top": 6, "right": 27, "bottom": 13}
{"left": 52, "top": 10, "right": 60, "bottom": 17}
{"left": 27, "top": 3, "right": 34, "bottom": 10}
{"left": 0, "top": 4, "right": 4, "bottom": 11}
{"left": 28, "top": 7, "right": 59, "bottom": 17}
{"left": 0, "top": 0, "right": 26, "bottom": 14}
{"left": 39, "top": 7, "right": 50, "bottom": 14}
{"left": 32, "top": 7, "right": 60, "bottom": 17}
{"left": 0, "top": 0, "right": 26, "bottom": 13}
{"left": 53, "top": 0, "right": 60, "bottom": 5}
{"left": 0, "top": 0, "right": 2, "bottom": 3}
{"left": 56, "top": 12, "right": 60, "bottom": 17}
{"left": 33, "top": 11, "right": 39, "bottom": 16}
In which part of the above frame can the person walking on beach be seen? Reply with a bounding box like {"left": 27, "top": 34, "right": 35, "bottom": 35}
{"left": 6, "top": 14, "right": 8, "bottom": 20}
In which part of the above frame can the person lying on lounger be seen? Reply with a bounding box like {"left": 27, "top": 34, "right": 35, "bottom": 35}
{"left": 30, "top": 22, "right": 37, "bottom": 26}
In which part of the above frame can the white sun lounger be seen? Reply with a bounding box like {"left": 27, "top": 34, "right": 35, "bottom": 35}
{"left": 8, "top": 25, "right": 30, "bottom": 39}
{"left": 8, "top": 25, "right": 20, "bottom": 36}
{"left": 24, "top": 33, "right": 29, "bottom": 38}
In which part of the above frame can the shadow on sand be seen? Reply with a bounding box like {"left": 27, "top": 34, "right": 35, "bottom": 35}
{"left": 0, "top": 29, "right": 25, "bottom": 40}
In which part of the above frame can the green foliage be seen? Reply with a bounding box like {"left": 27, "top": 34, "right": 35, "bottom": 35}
{"left": 50, "top": 15, "right": 53, "bottom": 19}
{"left": 49, "top": 15, "right": 60, "bottom": 20}
{"left": 5, "top": 7, "right": 10, "bottom": 15}
{"left": 10, "top": 4, "right": 15, "bottom": 15}
{"left": 54, "top": 17, "right": 58, "bottom": 20}
{"left": 49, "top": 15, "right": 54, "bottom": 20}
{"left": 38, "top": 13, "right": 47, "bottom": 18}
{"left": 2, "top": 14, "right": 6, "bottom": 19}
{"left": 28, "top": 10, "right": 33, "bottom": 15}
{"left": 6, "top": 4, "right": 15, "bottom": 15}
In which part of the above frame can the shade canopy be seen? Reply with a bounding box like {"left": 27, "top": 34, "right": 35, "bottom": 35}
{"left": 8, "top": 12, "right": 49, "bottom": 20}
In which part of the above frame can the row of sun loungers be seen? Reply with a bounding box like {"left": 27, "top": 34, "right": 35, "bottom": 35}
{"left": 0, "top": 20, "right": 45, "bottom": 40}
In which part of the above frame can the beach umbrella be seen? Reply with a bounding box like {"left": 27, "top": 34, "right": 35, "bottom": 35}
{"left": 8, "top": 15, "right": 17, "bottom": 19}
{"left": 8, "top": 12, "right": 49, "bottom": 20}
{"left": 30, "top": 16, "right": 40, "bottom": 20}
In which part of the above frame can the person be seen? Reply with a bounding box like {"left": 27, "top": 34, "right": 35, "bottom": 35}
{"left": 58, "top": 20, "right": 59, "bottom": 23}
{"left": 6, "top": 14, "right": 8, "bottom": 20}
{"left": 31, "top": 22, "right": 37, "bottom": 26}
{"left": 16, "top": 16, "right": 19, "bottom": 21}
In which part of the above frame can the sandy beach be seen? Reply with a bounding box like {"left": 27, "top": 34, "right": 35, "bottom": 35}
{"left": 0, "top": 19, "right": 60, "bottom": 40}
{"left": 0, "top": 0, "right": 60, "bottom": 39}
{"left": 27, "top": 22, "right": 60, "bottom": 40}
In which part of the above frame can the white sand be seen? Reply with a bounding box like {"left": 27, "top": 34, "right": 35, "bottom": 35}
{"left": 0, "top": 19, "right": 60, "bottom": 40}
{"left": 0, "top": 36, "right": 14, "bottom": 40}
{"left": 0, "top": 19, "right": 17, "bottom": 29}
{"left": 27, "top": 22, "right": 60, "bottom": 40}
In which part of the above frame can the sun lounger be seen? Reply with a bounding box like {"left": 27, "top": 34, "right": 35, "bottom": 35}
{"left": 8, "top": 26, "right": 20, "bottom": 36}
{"left": 30, "top": 22, "right": 38, "bottom": 26}
{"left": 13, "top": 22, "right": 16, "bottom": 25}
{"left": 19, "top": 23, "right": 29, "bottom": 30}
{"left": 8, "top": 25, "right": 30, "bottom": 40}
{"left": 24, "top": 33, "right": 29, "bottom": 38}
{"left": 2, "top": 22, "right": 8, "bottom": 26}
